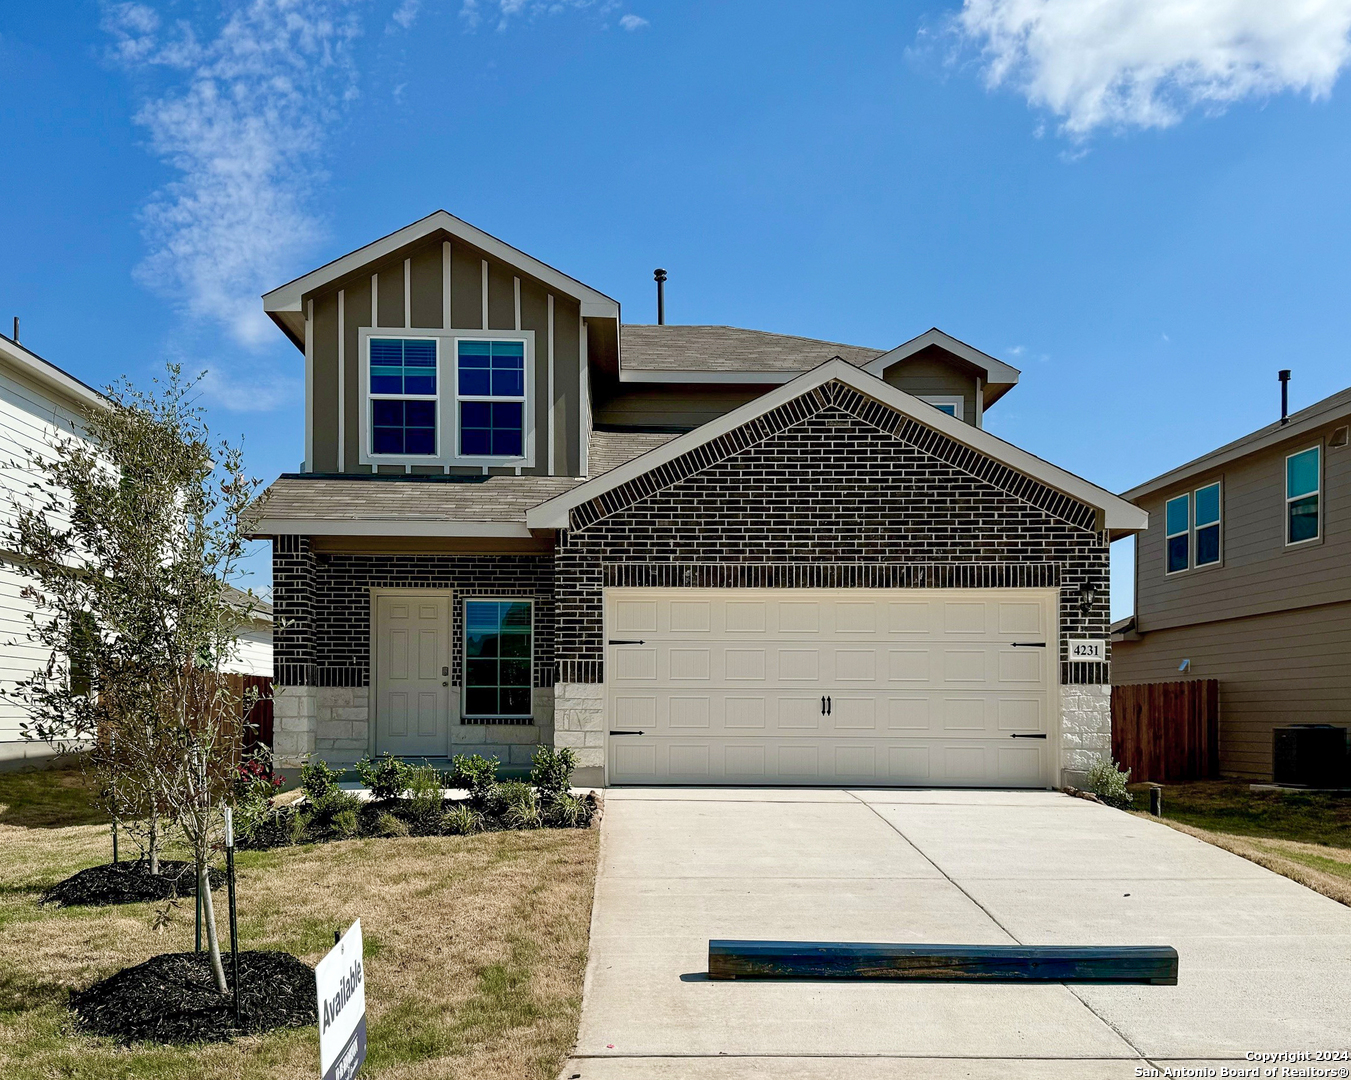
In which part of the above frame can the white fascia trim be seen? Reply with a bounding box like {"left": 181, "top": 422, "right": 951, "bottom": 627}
{"left": 618, "top": 369, "right": 805, "bottom": 385}
{"left": 862, "top": 328, "right": 1021, "bottom": 387}
{"left": 527, "top": 357, "right": 1147, "bottom": 532}
{"left": 262, "top": 210, "right": 620, "bottom": 321}
{"left": 0, "top": 335, "right": 107, "bottom": 412}
{"left": 250, "top": 518, "right": 533, "bottom": 538}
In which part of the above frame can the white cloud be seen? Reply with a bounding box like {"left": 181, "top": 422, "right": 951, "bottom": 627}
{"left": 460, "top": 0, "right": 620, "bottom": 32}
{"left": 104, "top": 1, "right": 363, "bottom": 348}
{"left": 198, "top": 363, "right": 301, "bottom": 413}
{"left": 620, "top": 13, "right": 648, "bottom": 31}
{"left": 391, "top": 0, "right": 421, "bottom": 30}
{"left": 957, "top": 0, "right": 1351, "bottom": 136}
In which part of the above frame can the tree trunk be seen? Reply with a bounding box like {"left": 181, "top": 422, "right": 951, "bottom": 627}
{"left": 198, "top": 855, "right": 228, "bottom": 993}
{"left": 148, "top": 810, "right": 160, "bottom": 875}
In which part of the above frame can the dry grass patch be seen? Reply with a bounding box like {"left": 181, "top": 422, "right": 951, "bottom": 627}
{"left": 1145, "top": 817, "right": 1351, "bottom": 907}
{"left": 0, "top": 794, "right": 598, "bottom": 1080}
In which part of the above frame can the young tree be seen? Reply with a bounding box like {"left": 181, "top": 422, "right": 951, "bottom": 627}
{"left": 3, "top": 365, "right": 263, "bottom": 991}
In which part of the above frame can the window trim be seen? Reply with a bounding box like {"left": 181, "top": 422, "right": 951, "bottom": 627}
{"left": 918, "top": 395, "right": 964, "bottom": 421}
{"left": 1192, "top": 480, "right": 1223, "bottom": 569}
{"left": 360, "top": 333, "right": 442, "bottom": 464}
{"left": 453, "top": 333, "right": 531, "bottom": 466}
{"left": 357, "top": 327, "right": 535, "bottom": 469}
{"left": 461, "top": 597, "right": 535, "bottom": 722}
{"left": 1285, "top": 444, "right": 1322, "bottom": 548}
{"left": 1165, "top": 492, "right": 1190, "bottom": 575}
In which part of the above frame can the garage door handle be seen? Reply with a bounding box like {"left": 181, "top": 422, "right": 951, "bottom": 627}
{"left": 1011, "top": 642, "right": 1047, "bottom": 648}
{"left": 609, "top": 730, "right": 645, "bottom": 736}
{"left": 1010, "top": 733, "right": 1047, "bottom": 739}
{"left": 608, "top": 639, "right": 645, "bottom": 645}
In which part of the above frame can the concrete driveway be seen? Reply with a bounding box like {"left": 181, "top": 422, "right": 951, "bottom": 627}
{"left": 562, "top": 789, "right": 1351, "bottom": 1079}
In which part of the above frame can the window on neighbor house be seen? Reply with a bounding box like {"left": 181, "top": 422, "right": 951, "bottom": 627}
{"left": 369, "top": 338, "right": 438, "bottom": 456}
{"left": 1165, "top": 482, "right": 1223, "bottom": 574}
{"left": 1166, "top": 493, "right": 1190, "bottom": 574}
{"left": 1286, "top": 445, "right": 1321, "bottom": 545}
{"left": 1194, "top": 482, "right": 1221, "bottom": 566}
{"left": 457, "top": 340, "right": 525, "bottom": 458}
{"left": 463, "top": 600, "right": 533, "bottom": 719}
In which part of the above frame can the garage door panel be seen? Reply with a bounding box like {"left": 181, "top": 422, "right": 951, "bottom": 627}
{"left": 605, "top": 588, "right": 1055, "bottom": 787}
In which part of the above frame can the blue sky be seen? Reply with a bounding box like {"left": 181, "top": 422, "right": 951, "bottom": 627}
{"left": 3, "top": 1, "right": 1350, "bottom": 613}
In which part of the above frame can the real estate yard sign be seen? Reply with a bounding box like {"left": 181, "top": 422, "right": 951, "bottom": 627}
{"left": 316, "top": 920, "right": 367, "bottom": 1080}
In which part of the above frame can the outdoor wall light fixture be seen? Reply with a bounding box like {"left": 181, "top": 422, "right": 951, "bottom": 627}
{"left": 1077, "top": 581, "right": 1096, "bottom": 617}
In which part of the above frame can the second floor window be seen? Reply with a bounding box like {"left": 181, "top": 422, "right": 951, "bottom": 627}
{"left": 1286, "top": 446, "right": 1321, "bottom": 545}
{"left": 457, "top": 340, "right": 525, "bottom": 458}
{"left": 370, "top": 338, "right": 437, "bottom": 455}
{"left": 1165, "top": 481, "right": 1222, "bottom": 574}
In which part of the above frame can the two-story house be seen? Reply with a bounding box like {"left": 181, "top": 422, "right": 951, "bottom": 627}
{"left": 248, "top": 210, "right": 1146, "bottom": 788}
{"left": 1112, "top": 383, "right": 1351, "bottom": 780}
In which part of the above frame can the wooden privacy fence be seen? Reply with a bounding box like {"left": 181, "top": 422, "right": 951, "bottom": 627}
{"left": 225, "top": 673, "right": 274, "bottom": 757}
{"left": 1111, "top": 680, "right": 1219, "bottom": 783}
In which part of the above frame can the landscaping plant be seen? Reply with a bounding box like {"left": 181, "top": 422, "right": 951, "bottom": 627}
{"left": 1086, "top": 756, "right": 1135, "bottom": 810}
{"left": 450, "top": 752, "right": 499, "bottom": 805}
{"left": 2, "top": 365, "right": 265, "bottom": 995}
{"left": 403, "top": 765, "right": 446, "bottom": 835}
{"left": 356, "top": 752, "right": 414, "bottom": 800}
{"left": 530, "top": 745, "right": 576, "bottom": 805}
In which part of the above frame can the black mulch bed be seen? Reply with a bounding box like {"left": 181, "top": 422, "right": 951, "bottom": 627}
{"left": 71, "top": 950, "right": 318, "bottom": 1044}
{"left": 41, "top": 861, "right": 226, "bottom": 908}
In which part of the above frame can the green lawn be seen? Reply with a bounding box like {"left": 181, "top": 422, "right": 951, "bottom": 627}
{"left": 0, "top": 765, "right": 598, "bottom": 1080}
{"left": 1129, "top": 780, "right": 1351, "bottom": 848}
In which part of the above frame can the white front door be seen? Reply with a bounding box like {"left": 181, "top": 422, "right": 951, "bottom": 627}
{"left": 374, "top": 593, "right": 451, "bottom": 757}
{"left": 604, "top": 588, "right": 1058, "bottom": 787}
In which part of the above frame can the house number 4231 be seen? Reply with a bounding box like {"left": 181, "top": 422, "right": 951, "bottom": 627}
{"left": 1066, "top": 639, "right": 1106, "bottom": 662}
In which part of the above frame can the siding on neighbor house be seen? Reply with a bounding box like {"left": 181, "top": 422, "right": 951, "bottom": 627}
{"left": 555, "top": 378, "right": 1111, "bottom": 686}
{"left": 0, "top": 362, "right": 90, "bottom": 763}
{"left": 301, "top": 234, "right": 585, "bottom": 478}
{"left": 1133, "top": 418, "right": 1351, "bottom": 633}
{"left": 1112, "top": 601, "right": 1351, "bottom": 779}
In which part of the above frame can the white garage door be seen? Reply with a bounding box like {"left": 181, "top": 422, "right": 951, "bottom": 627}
{"left": 605, "top": 588, "right": 1058, "bottom": 787}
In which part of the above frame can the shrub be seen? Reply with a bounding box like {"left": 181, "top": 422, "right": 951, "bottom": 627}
{"left": 530, "top": 745, "right": 576, "bottom": 805}
{"left": 442, "top": 804, "right": 485, "bottom": 836}
{"left": 233, "top": 751, "right": 284, "bottom": 842}
{"left": 403, "top": 765, "right": 446, "bottom": 834}
{"left": 331, "top": 808, "right": 360, "bottom": 839}
{"left": 355, "top": 753, "right": 413, "bottom": 801}
{"left": 300, "top": 757, "right": 340, "bottom": 801}
{"left": 450, "top": 753, "right": 499, "bottom": 805}
{"left": 304, "top": 788, "right": 364, "bottom": 839}
{"left": 545, "top": 792, "right": 593, "bottom": 829}
{"left": 1086, "top": 757, "right": 1134, "bottom": 810}
{"left": 494, "top": 780, "right": 541, "bottom": 830}
{"left": 371, "top": 811, "right": 410, "bottom": 838}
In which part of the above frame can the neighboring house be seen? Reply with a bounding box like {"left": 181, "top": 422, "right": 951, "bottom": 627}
{"left": 224, "top": 586, "right": 275, "bottom": 678}
{"left": 1112, "top": 385, "right": 1351, "bottom": 780}
{"left": 248, "top": 209, "right": 1145, "bottom": 788}
{"left": 0, "top": 331, "right": 273, "bottom": 768}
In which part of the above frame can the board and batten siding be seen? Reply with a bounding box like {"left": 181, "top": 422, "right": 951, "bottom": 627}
{"left": 1112, "top": 601, "right": 1351, "bottom": 778}
{"left": 302, "top": 234, "right": 585, "bottom": 477}
{"left": 0, "top": 363, "right": 91, "bottom": 764}
{"left": 1132, "top": 419, "right": 1351, "bottom": 632}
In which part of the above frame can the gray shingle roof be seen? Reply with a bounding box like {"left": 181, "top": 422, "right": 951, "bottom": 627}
{"left": 248, "top": 430, "right": 682, "bottom": 532}
{"left": 587, "top": 429, "right": 679, "bottom": 475}
{"left": 620, "top": 324, "right": 884, "bottom": 373}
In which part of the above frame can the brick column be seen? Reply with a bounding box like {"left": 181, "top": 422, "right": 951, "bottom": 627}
{"left": 272, "top": 535, "right": 317, "bottom": 767}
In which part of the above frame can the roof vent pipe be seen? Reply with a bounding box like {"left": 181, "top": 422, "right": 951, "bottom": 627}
{"left": 11, "top": 317, "right": 17, "bottom": 344}
{"left": 1279, "top": 369, "right": 1291, "bottom": 424}
{"left": 653, "top": 268, "right": 667, "bottom": 325}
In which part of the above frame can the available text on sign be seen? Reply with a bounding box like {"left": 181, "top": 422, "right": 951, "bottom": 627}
{"left": 316, "top": 919, "right": 367, "bottom": 1080}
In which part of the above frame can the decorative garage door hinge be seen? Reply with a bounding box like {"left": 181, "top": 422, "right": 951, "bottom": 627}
{"left": 608, "top": 639, "right": 645, "bottom": 645}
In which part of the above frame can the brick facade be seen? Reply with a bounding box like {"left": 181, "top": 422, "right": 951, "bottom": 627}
{"left": 555, "top": 380, "right": 1110, "bottom": 684}
{"left": 272, "top": 547, "right": 555, "bottom": 693}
